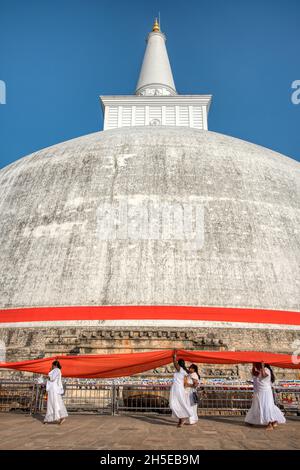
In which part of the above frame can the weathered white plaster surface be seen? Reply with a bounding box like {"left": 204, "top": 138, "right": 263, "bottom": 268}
{"left": 0, "top": 126, "right": 299, "bottom": 313}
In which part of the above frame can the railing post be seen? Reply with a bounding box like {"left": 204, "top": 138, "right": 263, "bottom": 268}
{"left": 29, "top": 383, "right": 35, "bottom": 415}
{"left": 112, "top": 384, "right": 116, "bottom": 416}
{"left": 31, "top": 383, "right": 39, "bottom": 415}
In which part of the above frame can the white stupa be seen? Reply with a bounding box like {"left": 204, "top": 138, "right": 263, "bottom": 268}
{"left": 0, "top": 20, "right": 299, "bottom": 370}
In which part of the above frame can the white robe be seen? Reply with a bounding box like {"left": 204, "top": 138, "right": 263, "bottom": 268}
{"left": 44, "top": 368, "right": 68, "bottom": 423}
{"left": 245, "top": 369, "right": 286, "bottom": 425}
{"left": 185, "top": 372, "right": 199, "bottom": 424}
{"left": 169, "top": 367, "right": 193, "bottom": 419}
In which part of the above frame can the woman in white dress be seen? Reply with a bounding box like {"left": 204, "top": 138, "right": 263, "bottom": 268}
{"left": 44, "top": 360, "right": 68, "bottom": 425}
{"left": 184, "top": 364, "right": 200, "bottom": 425}
{"left": 169, "top": 352, "right": 193, "bottom": 427}
{"left": 245, "top": 362, "right": 286, "bottom": 430}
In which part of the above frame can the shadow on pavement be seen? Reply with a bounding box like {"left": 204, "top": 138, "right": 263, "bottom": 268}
{"left": 199, "top": 416, "right": 246, "bottom": 428}
{"left": 126, "top": 413, "right": 177, "bottom": 427}
{"left": 30, "top": 413, "right": 45, "bottom": 424}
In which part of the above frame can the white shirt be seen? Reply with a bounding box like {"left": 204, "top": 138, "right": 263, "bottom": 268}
{"left": 187, "top": 372, "right": 199, "bottom": 389}
{"left": 253, "top": 368, "right": 272, "bottom": 392}
{"left": 46, "top": 368, "right": 64, "bottom": 395}
{"left": 173, "top": 367, "right": 187, "bottom": 386}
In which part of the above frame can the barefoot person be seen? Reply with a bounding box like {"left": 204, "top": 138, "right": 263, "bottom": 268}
{"left": 184, "top": 364, "right": 200, "bottom": 425}
{"left": 245, "top": 362, "right": 285, "bottom": 430}
{"left": 169, "top": 351, "right": 193, "bottom": 427}
{"left": 44, "top": 360, "right": 68, "bottom": 425}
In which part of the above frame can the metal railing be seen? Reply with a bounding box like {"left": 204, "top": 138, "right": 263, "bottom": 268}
{"left": 276, "top": 387, "right": 300, "bottom": 413}
{"left": 0, "top": 381, "right": 36, "bottom": 413}
{"left": 1, "top": 380, "right": 300, "bottom": 417}
{"left": 198, "top": 385, "right": 253, "bottom": 415}
{"left": 57, "top": 382, "right": 113, "bottom": 415}
{"left": 29, "top": 382, "right": 114, "bottom": 415}
{"left": 116, "top": 384, "right": 170, "bottom": 414}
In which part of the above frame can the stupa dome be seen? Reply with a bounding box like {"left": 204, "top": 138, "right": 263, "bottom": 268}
{"left": 0, "top": 126, "right": 299, "bottom": 316}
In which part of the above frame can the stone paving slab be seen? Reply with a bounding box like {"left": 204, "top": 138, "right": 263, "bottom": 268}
{"left": 0, "top": 414, "right": 299, "bottom": 450}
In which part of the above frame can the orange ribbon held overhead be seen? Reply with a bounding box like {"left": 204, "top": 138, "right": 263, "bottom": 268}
{"left": 0, "top": 349, "right": 299, "bottom": 378}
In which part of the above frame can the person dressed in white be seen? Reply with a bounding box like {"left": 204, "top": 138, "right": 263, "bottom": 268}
{"left": 184, "top": 364, "right": 200, "bottom": 425}
{"left": 169, "top": 352, "right": 193, "bottom": 427}
{"left": 245, "top": 362, "right": 286, "bottom": 430}
{"left": 44, "top": 360, "right": 68, "bottom": 425}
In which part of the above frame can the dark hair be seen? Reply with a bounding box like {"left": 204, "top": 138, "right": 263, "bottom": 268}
{"left": 177, "top": 359, "right": 188, "bottom": 372}
{"left": 265, "top": 364, "right": 275, "bottom": 383}
{"left": 52, "top": 360, "right": 62, "bottom": 370}
{"left": 189, "top": 364, "right": 200, "bottom": 380}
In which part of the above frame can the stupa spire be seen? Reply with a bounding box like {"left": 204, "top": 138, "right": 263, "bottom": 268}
{"left": 135, "top": 19, "right": 177, "bottom": 96}
{"left": 100, "top": 20, "right": 212, "bottom": 131}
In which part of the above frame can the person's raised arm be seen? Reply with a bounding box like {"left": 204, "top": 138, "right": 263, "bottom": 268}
{"left": 260, "top": 362, "right": 268, "bottom": 378}
{"left": 173, "top": 350, "right": 180, "bottom": 372}
{"left": 252, "top": 364, "right": 259, "bottom": 377}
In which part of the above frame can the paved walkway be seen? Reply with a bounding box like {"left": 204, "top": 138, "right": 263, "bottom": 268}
{"left": 0, "top": 414, "right": 299, "bottom": 450}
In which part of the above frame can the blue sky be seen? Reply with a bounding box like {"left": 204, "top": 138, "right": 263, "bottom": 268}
{"left": 1, "top": 0, "right": 299, "bottom": 169}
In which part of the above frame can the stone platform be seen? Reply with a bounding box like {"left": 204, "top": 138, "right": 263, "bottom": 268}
{"left": 0, "top": 414, "right": 299, "bottom": 450}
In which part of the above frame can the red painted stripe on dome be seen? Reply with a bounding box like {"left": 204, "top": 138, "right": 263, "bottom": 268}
{"left": 0, "top": 305, "right": 299, "bottom": 325}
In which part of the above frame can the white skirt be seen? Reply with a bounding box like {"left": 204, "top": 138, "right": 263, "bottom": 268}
{"left": 44, "top": 389, "right": 68, "bottom": 423}
{"left": 169, "top": 383, "right": 193, "bottom": 419}
{"left": 245, "top": 389, "right": 286, "bottom": 425}
{"left": 185, "top": 389, "right": 199, "bottom": 424}
{"left": 189, "top": 403, "right": 199, "bottom": 424}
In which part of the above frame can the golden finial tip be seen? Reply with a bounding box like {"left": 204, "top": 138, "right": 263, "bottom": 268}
{"left": 152, "top": 18, "right": 160, "bottom": 32}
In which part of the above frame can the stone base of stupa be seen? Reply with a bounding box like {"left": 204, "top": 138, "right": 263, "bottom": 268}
{"left": 1, "top": 325, "right": 299, "bottom": 381}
